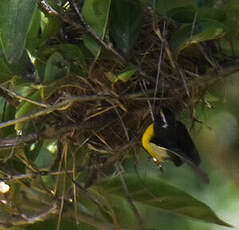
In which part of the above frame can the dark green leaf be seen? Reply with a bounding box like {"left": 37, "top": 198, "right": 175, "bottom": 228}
{"left": 110, "top": 0, "right": 142, "bottom": 53}
{"left": 0, "top": 99, "right": 16, "bottom": 137}
{"left": 7, "top": 49, "right": 36, "bottom": 82}
{"left": 149, "top": 0, "right": 196, "bottom": 16}
{"left": 39, "top": 14, "right": 62, "bottom": 43}
{"left": 169, "top": 20, "right": 225, "bottom": 56}
{"left": 0, "top": 58, "right": 12, "bottom": 82}
{"left": 167, "top": 6, "right": 226, "bottom": 23}
{"left": 167, "top": 5, "right": 196, "bottom": 23}
{"left": 44, "top": 52, "right": 69, "bottom": 83}
{"left": 0, "top": 0, "right": 36, "bottom": 63}
{"left": 224, "top": 0, "right": 239, "bottom": 41}
{"left": 96, "top": 174, "right": 232, "bottom": 227}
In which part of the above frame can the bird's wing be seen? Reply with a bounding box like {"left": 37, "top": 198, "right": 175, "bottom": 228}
{"left": 176, "top": 121, "right": 201, "bottom": 166}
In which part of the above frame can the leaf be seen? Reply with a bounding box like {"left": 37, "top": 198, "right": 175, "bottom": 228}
{"left": 25, "top": 6, "right": 42, "bottom": 54}
{"left": 44, "top": 52, "right": 69, "bottom": 84}
{"left": 95, "top": 174, "right": 232, "bottom": 227}
{"left": 34, "top": 139, "right": 57, "bottom": 170}
{"left": 0, "top": 99, "right": 16, "bottom": 137}
{"left": 167, "top": 5, "right": 196, "bottom": 23}
{"left": 7, "top": 49, "right": 36, "bottom": 82}
{"left": 224, "top": 0, "right": 239, "bottom": 39}
{"left": 0, "top": 0, "right": 36, "bottom": 63}
{"left": 0, "top": 58, "right": 12, "bottom": 82}
{"left": 149, "top": 0, "right": 196, "bottom": 16}
{"left": 110, "top": 0, "right": 142, "bottom": 53}
{"left": 169, "top": 19, "right": 225, "bottom": 56}
{"left": 105, "top": 66, "right": 137, "bottom": 84}
{"left": 15, "top": 90, "right": 41, "bottom": 131}
{"left": 167, "top": 6, "right": 226, "bottom": 23}
{"left": 82, "top": 0, "right": 111, "bottom": 57}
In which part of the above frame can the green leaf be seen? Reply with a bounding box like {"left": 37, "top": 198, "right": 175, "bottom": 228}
{"left": 39, "top": 14, "right": 62, "bottom": 44}
{"left": 110, "top": 0, "right": 142, "bottom": 53}
{"left": 169, "top": 19, "right": 225, "bottom": 56}
{"left": 0, "top": 45, "right": 35, "bottom": 82}
{"left": 167, "top": 5, "right": 196, "bottom": 23}
{"left": 82, "top": 0, "right": 111, "bottom": 57}
{"left": 167, "top": 6, "right": 226, "bottom": 23}
{"left": 95, "top": 174, "right": 232, "bottom": 227}
{"left": 0, "top": 0, "right": 36, "bottom": 63}
{"left": 224, "top": 0, "right": 239, "bottom": 41}
{"left": 105, "top": 66, "right": 137, "bottom": 84}
{"left": 34, "top": 139, "right": 57, "bottom": 170}
{"left": 0, "top": 99, "right": 16, "bottom": 137}
{"left": 0, "top": 58, "right": 12, "bottom": 82}
{"left": 44, "top": 52, "right": 69, "bottom": 83}
{"left": 25, "top": 6, "right": 42, "bottom": 54}
{"left": 7, "top": 49, "right": 36, "bottom": 81}
{"left": 15, "top": 90, "right": 41, "bottom": 131}
{"left": 149, "top": 0, "right": 196, "bottom": 16}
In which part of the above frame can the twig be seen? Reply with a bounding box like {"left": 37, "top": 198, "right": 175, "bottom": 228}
{"left": 1, "top": 170, "right": 73, "bottom": 182}
{"left": 154, "top": 24, "right": 164, "bottom": 101}
{"left": 0, "top": 93, "right": 167, "bottom": 130}
{"left": 115, "top": 163, "right": 145, "bottom": 229}
{"left": 0, "top": 85, "right": 48, "bottom": 108}
{"left": 140, "top": 80, "right": 154, "bottom": 121}
{"left": 178, "top": 69, "right": 190, "bottom": 97}
{"left": 152, "top": 12, "right": 175, "bottom": 69}
{"left": 0, "top": 202, "right": 57, "bottom": 227}
{"left": 190, "top": 12, "right": 198, "bottom": 37}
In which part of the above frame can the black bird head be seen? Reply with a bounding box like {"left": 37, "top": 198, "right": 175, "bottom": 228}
{"left": 155, "top": 107, "right": 176, "bottom": 128}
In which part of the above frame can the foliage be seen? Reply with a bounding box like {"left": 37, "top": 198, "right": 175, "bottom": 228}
{"left": 0, "top": 0, "right": 238, "bottom": 229}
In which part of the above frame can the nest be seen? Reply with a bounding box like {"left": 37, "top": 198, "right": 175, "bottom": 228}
{"left": 35, "top": 5, "right": 227, "bottom": 159}
{"left": 45, "top": 5, "right": 221, "bottom": 160}
{"left": 0, "top": 1, "right": 238, "bottom": 227}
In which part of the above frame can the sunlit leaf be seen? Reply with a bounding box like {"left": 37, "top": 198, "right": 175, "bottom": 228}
{"left": 105, "top": 66, "right": 137, "bottom": 84}
{"left": 0, "top": 0, "right": 36, "bottom": 63}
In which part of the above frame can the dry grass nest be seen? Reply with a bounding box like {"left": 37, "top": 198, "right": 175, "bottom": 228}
{"left": 21, "top": 5, "right": 232, "bottom": 179}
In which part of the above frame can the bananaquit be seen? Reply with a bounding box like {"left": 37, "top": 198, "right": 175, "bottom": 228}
{"left": 142, "top": 108, "right": 209, "bottom": 183}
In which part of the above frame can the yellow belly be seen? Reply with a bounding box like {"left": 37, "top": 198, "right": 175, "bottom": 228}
{"left": 141, "top": 123, "right": 169, "bottom": 162}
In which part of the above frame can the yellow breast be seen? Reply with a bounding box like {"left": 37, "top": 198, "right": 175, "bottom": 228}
{"left": 141, "top": 123, "right": 169, "bottom": 162}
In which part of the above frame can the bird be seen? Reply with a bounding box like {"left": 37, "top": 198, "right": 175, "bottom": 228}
{"left": 141, "top": 108, "right": 209, "bottom": 183}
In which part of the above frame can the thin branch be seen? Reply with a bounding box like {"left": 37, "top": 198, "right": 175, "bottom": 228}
{"left": 0, "top": 202, "right": 57, "bottom": 227}
{"left": 115, "top": 163, "right": 145, "bottom": 229}
{"left": 1, "top": 170, "right": 73, "bottom": 182}
{"left": 0, "top": 85, "right": 48, "bottom": 108}
{"left": 0, "top": 93, "right": 167, "bottom": 130}
{"left": 178, "top": 69, "right": 190, "bottom": 97}
{"left": 152, "top": 12, "right": 175, "bottom": 69}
